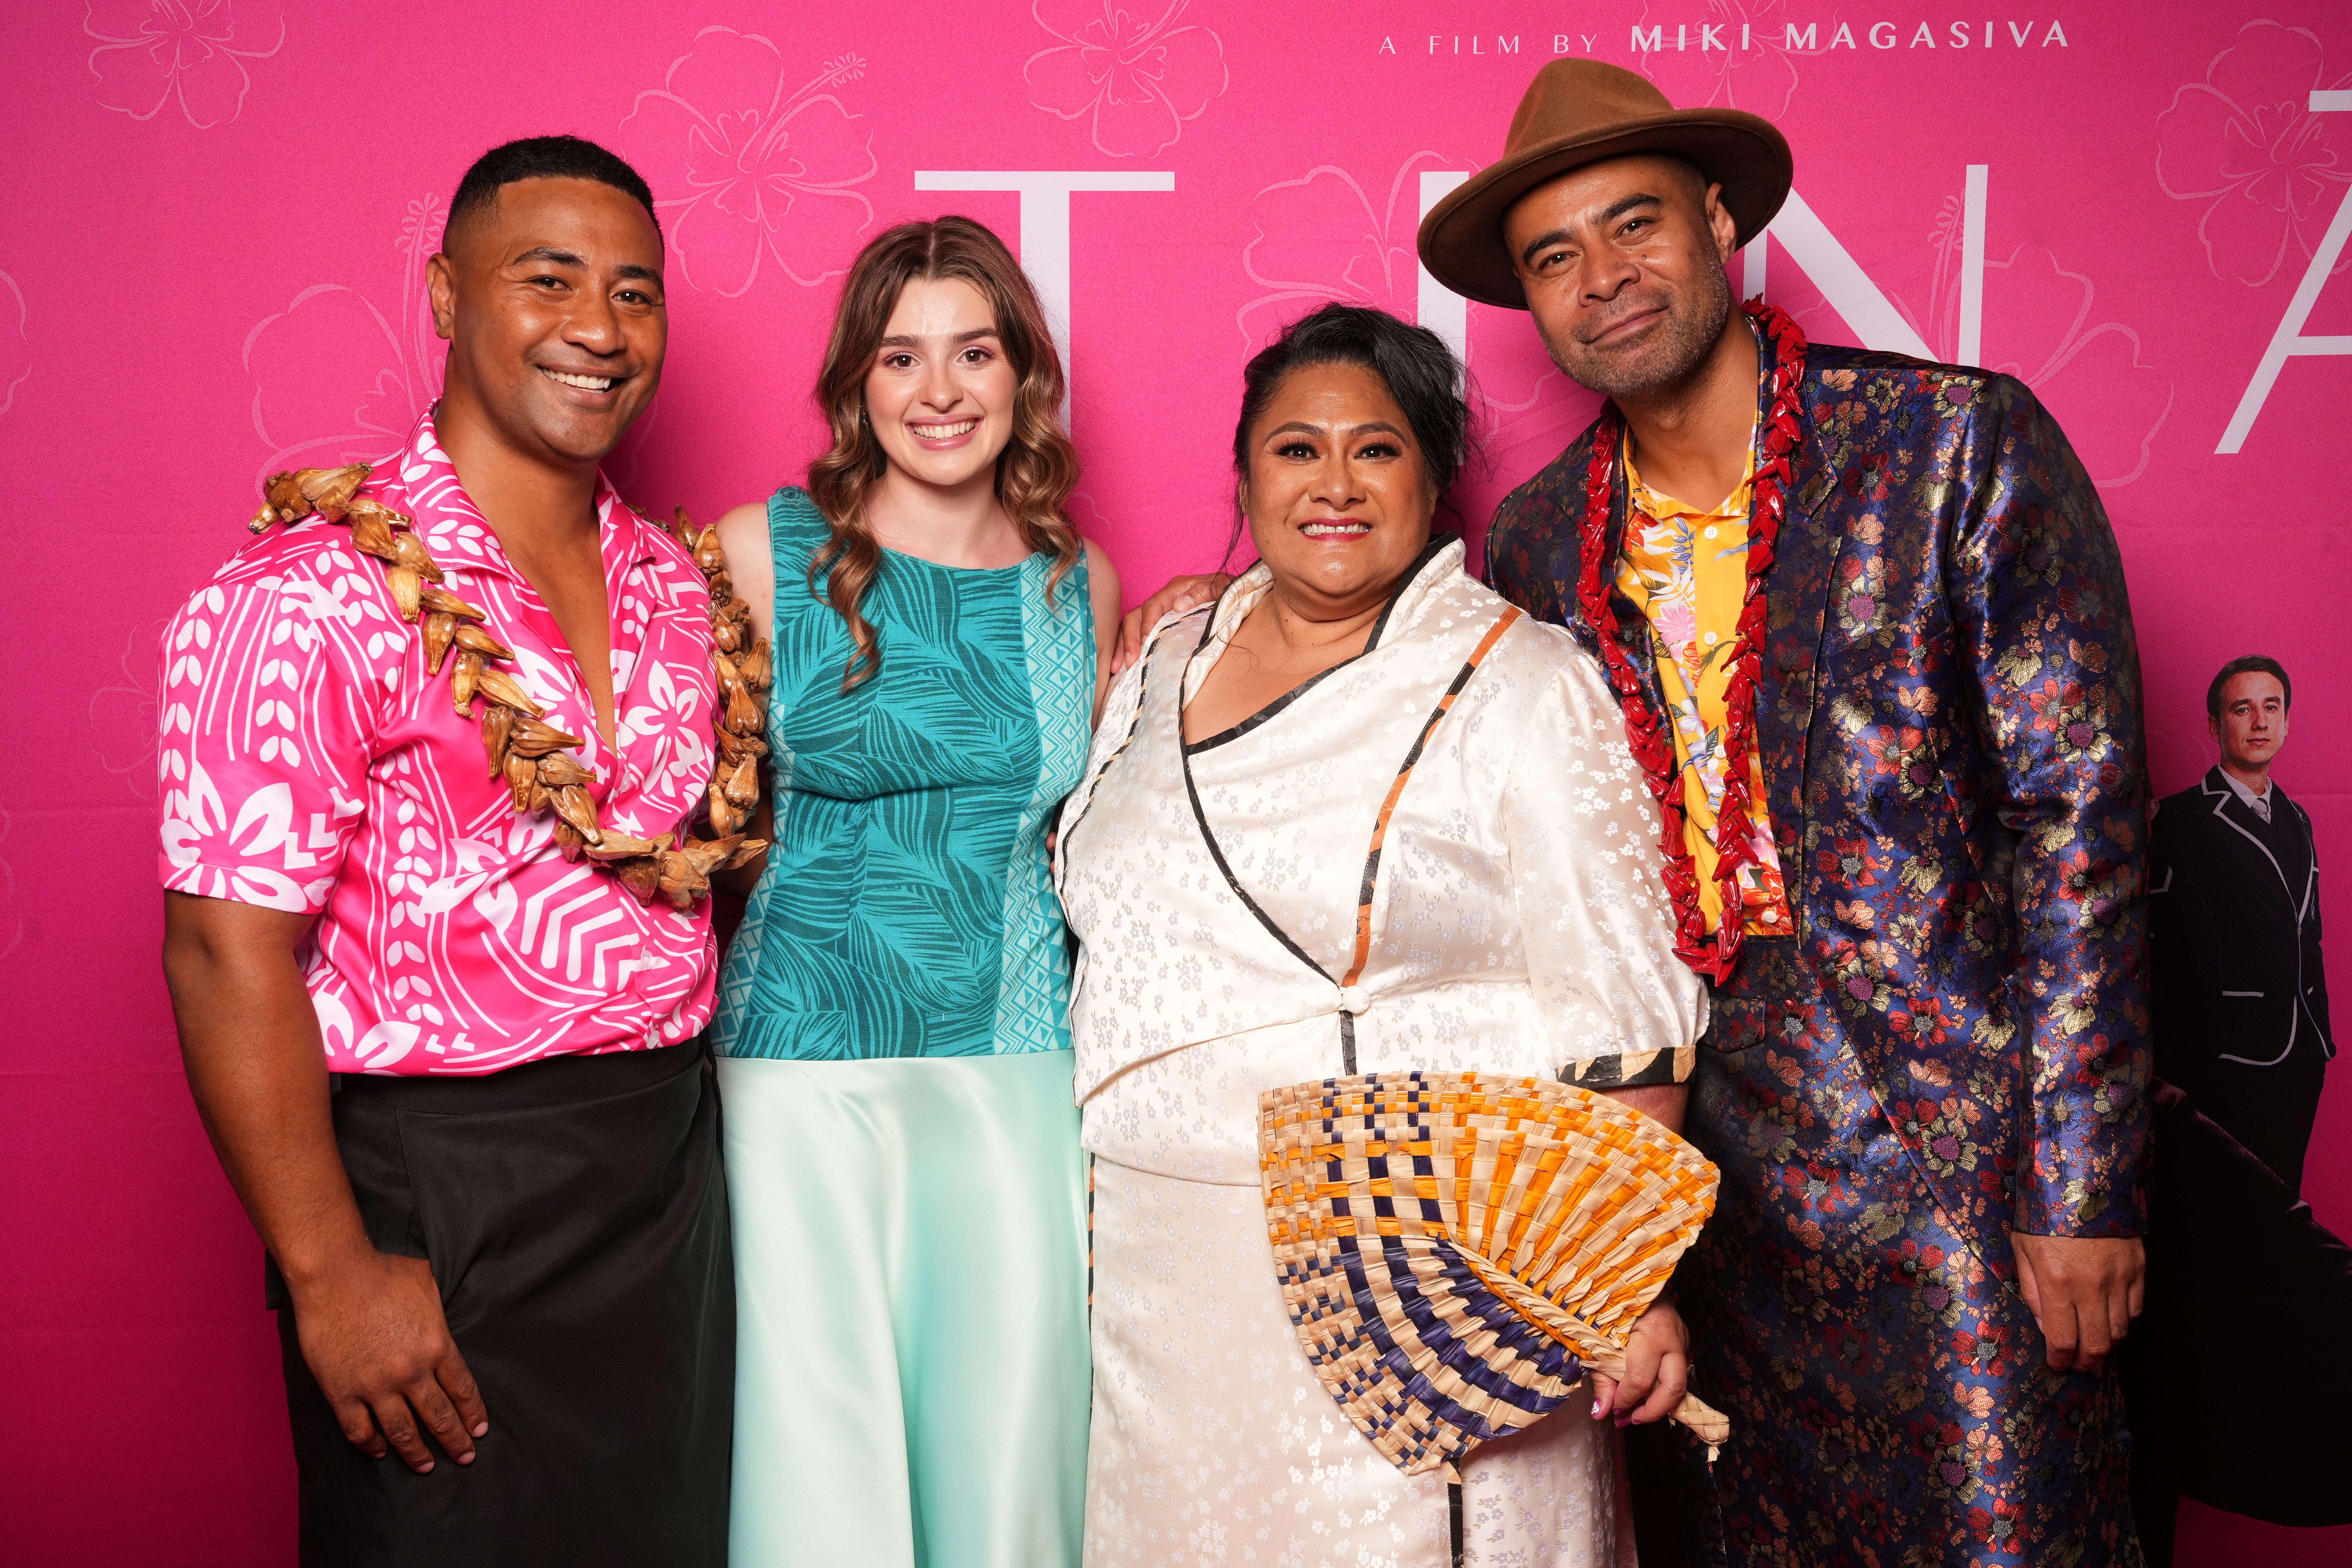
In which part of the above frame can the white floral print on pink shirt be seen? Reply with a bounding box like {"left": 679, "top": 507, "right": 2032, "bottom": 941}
{"left": 158, "top": 411, "right": 720, "bottom": 1074}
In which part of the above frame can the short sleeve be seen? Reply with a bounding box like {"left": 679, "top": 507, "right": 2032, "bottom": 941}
{"left": 1501, "top": 642, "right": 1708, "bottom": 1088}
{"left": 157, "top": 529, "right": 398, "bottom": 913}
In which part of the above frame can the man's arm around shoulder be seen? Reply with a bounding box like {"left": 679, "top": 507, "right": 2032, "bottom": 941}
{"left": 163, "top": 891, "right": 489, "bottom": 1472}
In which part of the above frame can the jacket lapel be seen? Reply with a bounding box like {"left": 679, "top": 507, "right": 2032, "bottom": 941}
{"left": 2202, "top": 766, "right": 2299, "bottom": 909}
{"left": 1756, "top": 356, "right": 1844, "bottom": 840}
{"left": 2276, "top": 785, "right": 2318, "bottom": 921}
{"left": 1601, "top": 453, "right": 1673, "bottom": 719}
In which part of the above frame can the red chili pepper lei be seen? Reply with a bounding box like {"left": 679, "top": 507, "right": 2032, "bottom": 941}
{"left": 1576, "top": 300, "right": 1808, "bottom": 984}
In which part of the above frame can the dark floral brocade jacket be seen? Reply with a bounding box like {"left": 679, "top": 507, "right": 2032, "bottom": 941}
{"left": 1485, "top": 339, "right": 2152, "bottom": 1251}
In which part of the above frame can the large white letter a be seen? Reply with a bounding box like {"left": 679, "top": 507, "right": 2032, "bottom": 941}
{"left": 2216, "top": 91, "right": 2352, "bottom": 454}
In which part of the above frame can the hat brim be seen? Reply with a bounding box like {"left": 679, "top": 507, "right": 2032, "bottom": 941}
{"left": 1417, "top": 112, "right": 1793, "bottom": 310}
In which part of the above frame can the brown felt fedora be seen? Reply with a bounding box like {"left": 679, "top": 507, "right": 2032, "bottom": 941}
{"left": 1418, "top": 60, "right": 1792, "bottom": 310}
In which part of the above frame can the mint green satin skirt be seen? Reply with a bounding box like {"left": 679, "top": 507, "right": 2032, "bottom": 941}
{"left": 717, "top": 1051, "right": 1089, "bottom": 1568}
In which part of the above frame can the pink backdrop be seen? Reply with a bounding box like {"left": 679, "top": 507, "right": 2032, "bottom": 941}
{"left": 2, "top": 4, "right": 2346, "bottom": 1562}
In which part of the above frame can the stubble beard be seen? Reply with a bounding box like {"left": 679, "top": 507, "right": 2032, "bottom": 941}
{"left": 1538, "top": 264, "right": 1734, "bottom": 405}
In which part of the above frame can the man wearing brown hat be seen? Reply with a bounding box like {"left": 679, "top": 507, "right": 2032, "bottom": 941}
{"left": 1416, "top": 59, "right": 2153, "bottom": 1565}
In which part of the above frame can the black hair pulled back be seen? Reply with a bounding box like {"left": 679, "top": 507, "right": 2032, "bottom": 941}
{"left": 1233, "top": 303, "right": 1470, "bottom": 490}
{"left": 1227, "top": 303, "right": 1472, "bottom": 565}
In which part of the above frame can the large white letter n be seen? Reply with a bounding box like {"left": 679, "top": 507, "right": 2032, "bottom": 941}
{"left": 2216, "top": 91, "right": 2352, "bottom": 454}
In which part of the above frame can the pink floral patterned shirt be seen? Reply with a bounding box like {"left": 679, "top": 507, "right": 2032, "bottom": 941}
{"left": 158, "top": 412, "right": 720, "bottom": 1074}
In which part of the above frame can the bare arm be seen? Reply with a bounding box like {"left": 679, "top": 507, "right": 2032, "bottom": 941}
{"left": 1601, "top": 1082, "right": 1685, "bottom": 1134}
{"left": 708, "top": 501, "right": 778, "bottom": 893}
{"left": 1586, "top": 1082, "right": 1693, "bottom": 1425}
{"left": 1083, "top": 537, "right": 1122, "bottom": 727}
{"left": 714, "top": 501, "right": 775, "bottom": 644}
{"left": 1499, "top": 646, "right": 1710, "bottom": 1429}
{"left": 162, "top": 890, "right": 488, "bottom": 1471}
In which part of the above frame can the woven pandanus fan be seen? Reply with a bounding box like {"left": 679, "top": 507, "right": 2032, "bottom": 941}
{"left": 1258, "top": 1071, "right": 1731, "bottom": 1482}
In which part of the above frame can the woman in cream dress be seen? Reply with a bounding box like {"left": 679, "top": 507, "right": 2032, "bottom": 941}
{"left": 1053, "top": 304, "right": 1709, "bottom": 1566}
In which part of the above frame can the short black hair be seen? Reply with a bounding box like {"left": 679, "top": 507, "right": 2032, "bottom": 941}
{"left": 2207, "top": 654, "right": 2292, "bottom": 720}
{"left": 1232, "top": 301, "right": 1472, "bottom": 497}
{"left": 446, "top": 135, "right": 661, "bottom": 245}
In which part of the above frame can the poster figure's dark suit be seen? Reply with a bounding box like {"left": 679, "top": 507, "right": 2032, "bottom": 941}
{"left": 2148, "top": 766, "right": 2333, "bottom": 1196}
{"left": 2114, "top": 1083, "right": 2352, "bottom": 1567}
{"left": 1486, "top": 333, "right": 2151, "bottom": 1566}
{"left": 2122, "top": 770, "right": 2340, "bottom": 1564}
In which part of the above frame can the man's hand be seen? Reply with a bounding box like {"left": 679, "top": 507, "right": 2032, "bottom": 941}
{"left": 2008, "top": 1230, "right": 2145, "bottom": 1373}
{"left": 292, "top": 1248, "right": 488, "bottom": 1471}
{"left": 1109, "top": 573, "right": 1232, "bottom": 675}
{"left": 163, "top": 889, "right": 491, "bottom": 1474}
{"left": 1591, "top": 1299, "right": 1691, "bottom": 1427}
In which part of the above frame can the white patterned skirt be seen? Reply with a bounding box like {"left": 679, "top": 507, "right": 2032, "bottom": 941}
{"left": 1083, "top": 1157, "right": 1635, "bottom": 1568}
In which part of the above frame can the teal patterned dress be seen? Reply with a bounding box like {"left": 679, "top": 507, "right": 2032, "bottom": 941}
{"left": 714, "top": 487, "right": 1094, "bottom": 1568}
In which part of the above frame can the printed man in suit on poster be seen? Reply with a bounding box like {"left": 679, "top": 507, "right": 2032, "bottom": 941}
{"left": 2121, "top": 668, "right": 2346, "bottom": 1567}
{"left": 2149, "top": 655, "right": 2333, "bottom": 1196}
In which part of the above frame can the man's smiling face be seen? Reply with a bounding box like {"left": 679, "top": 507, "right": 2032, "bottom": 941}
{"left": 1503, "top": 152, "right": 1735, "bottom": 401}
{"left": 429, "top": 175, "right": 667, "bottom": 466}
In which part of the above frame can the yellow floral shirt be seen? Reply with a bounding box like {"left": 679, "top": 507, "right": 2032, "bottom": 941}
{"left": 1614, "top": 435, "right": 1792, "bottom": 937}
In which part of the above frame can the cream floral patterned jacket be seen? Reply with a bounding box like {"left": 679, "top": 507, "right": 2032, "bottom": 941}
{"left": 1052, "top": 539, "right": 1707, "bottom": 1184}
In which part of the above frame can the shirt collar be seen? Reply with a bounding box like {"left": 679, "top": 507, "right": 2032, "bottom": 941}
{"left": 1624, "top": 410, "right": 1761, "bottom": 526}
{"left": 375, "top": 406, "right": 650, "bottom": 579}
{"left": 2221, "top": 768, "right": 2272, "bottom": 810}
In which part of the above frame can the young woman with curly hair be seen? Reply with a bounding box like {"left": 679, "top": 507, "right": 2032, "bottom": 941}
{"left": 708, "top": 215, "right": 1119, "bottom": 1568}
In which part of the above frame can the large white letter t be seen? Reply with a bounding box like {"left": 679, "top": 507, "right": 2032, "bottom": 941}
{"left": 914, "top": 171, "right": 1176, "bottom": 430}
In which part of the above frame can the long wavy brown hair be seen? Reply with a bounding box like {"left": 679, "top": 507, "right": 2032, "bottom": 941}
{"left": 806, "top": 216, "right": 1081, "bottom": 689}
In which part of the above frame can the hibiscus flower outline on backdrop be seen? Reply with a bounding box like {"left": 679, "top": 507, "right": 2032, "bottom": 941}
{"left": 1881, "top": 187, "right": 2174, "bottom": 489}
{"left": 1632, "top": 0, "right": 1802, "bottom": 119}
{"left": 2157, "top": 20, "right": 2351, "bottom": 288}
{"left": 0, "top": 272, "right": 27, "bottom": 417}
{"left": 1026, "top": 0, "right": 1228, "bottom": 158}
{"left": 85, "top": 0, "right": 285, "bottom": 129}
{"left": 619, "top": 29, "right": 878, "bottom": 298}
{"left": 1234, "top": 152, "right": 1602, "bottom": 557}
{"left": 243, "top": 196, "right": 446, "bottom": 483}
{"left": 1973, "top": 247, "right": 2175, "bottom": 487}
{"left": 1235, "top": 154, "right": 1459, "bottom": 347}
{"left": 90, "top": 620, "right": 167, "bottom": 801}
{"left": 1235, "top": 151, "right": 1579, "bottom": 426}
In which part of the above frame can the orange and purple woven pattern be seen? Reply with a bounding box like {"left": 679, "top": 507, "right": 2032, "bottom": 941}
{"left": 1258, "top": 1070, "right": 1725, "bottom": 1480}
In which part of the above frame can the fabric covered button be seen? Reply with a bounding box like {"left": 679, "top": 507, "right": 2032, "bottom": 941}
{"left": 1339, "top": 984, "right": 1372, "bottom": 1015}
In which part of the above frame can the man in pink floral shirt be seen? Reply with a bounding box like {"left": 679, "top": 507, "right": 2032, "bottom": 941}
{"left": 161, "top": 370, "right": 720, "bottom": 1076}
{"left": 160, "top": 137, "right": 732, "bottom": 1567}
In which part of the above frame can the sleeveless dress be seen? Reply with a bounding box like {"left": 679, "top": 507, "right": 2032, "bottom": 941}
{"left": 714, "top": 487, "right": 1094, "bottom": 1568}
